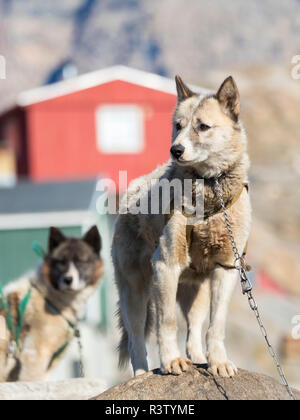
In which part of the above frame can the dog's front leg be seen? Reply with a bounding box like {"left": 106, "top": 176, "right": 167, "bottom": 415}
{"left": 18, "top": 337, "right": 51, "bottom": 382}
{"left": 206, "top": 267, "right": 238, "bottom": 378}
{"left": 153, "top": 214, "right": 191, "bottom": 375}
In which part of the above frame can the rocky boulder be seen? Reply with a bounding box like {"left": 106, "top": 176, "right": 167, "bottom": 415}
{"left": 95, "top": 366, "right": 300, "bottom": 401}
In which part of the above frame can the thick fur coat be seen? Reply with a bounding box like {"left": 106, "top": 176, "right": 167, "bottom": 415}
{"left": 113, "top": 76, "right": 251, "bottom": 378}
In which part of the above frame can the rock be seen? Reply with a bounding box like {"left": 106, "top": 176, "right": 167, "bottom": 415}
{"left": 0, "top": 378, "right": 107, "bottom": 401}
{"left": 95, "top": 366, "right": 300, "bottom": 401}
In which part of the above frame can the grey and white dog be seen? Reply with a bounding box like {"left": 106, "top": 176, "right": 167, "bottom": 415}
{"left": 113, "top": 75, "right": 251, "bottom": 378}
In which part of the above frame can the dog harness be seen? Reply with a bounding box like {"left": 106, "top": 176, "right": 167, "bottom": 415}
{"left": 0, "top": 282, "right": 76, "bottom": 367}
{"left": 31, "top": 283, "right": 78, "bottom": 370}
{"left": 0, "top": 283, "right": 32, "bottom": 353}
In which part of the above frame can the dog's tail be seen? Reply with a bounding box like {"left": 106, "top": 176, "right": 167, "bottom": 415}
{"left": 117, "top": 306, "right": 130, "bottom": 369}
{"left": 145, "top": 300, "right": 155, "bottom": 341}
{"left": 117, "top": 301, "right": 155, "bottom": 370}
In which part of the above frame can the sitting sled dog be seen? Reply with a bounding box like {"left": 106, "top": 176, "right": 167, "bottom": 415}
{"left": 113, "top": 76, "right": 251, "bottom": 378}
{"left": 0, "top": 226, "right": 103, "bottom": 382}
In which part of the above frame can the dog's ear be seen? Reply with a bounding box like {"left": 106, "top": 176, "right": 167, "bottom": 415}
{"left": 175, "top": 75, "right": 195, "bottom": 102}
{"left": 83, "top": 226, "right": 102, "bottom": 255}
{"left": 49, "top": 227, "right": 66, "bottom": 253}
{"left": 216, "top": 76, "right": 240, "bottom": 121}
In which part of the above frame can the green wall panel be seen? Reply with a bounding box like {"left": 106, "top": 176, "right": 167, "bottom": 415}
{"left": 0, "top": 226, "right": 81, "bottom": 285}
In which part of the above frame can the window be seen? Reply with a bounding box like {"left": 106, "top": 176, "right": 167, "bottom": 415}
{"left": 96, "top": 105, "right": 144, "bottom": 154}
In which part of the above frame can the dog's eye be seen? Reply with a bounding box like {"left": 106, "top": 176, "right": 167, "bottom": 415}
{"left": 52, "top": 258, "right": 63, "bottom": 265}
{"left": 74, "top": 256, "right": 90, "bottom": 264}
{"left": 175, "top": 122, "right": 182, "bottom": 131}
{"left": 198, "top": 123, "right": 211, "bottom": 132}
{"left": 52, "top": 258, "right": 67, "bottom": 269}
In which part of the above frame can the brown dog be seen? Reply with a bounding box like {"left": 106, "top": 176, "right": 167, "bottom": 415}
{"left": 0, "top": 226, "right": 103, "bottom": 382}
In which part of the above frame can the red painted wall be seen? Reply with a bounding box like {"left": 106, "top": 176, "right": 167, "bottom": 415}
{"left": 25, "top": 80, "right": 177, "bottom": 189}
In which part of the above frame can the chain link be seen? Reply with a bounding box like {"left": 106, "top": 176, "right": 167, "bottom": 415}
{"left": 214, "top": 177, "right": 296, "bottom": 401}
{"left": 74, "top": 327, "right": 85, "bottom": 378}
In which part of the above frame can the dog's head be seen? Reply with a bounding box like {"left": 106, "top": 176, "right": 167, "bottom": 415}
{"left": 171, "top": 76, "right": 247, "bottom": 178}
{"left": 44, "top": 226, "right": 103, "bottom": 293}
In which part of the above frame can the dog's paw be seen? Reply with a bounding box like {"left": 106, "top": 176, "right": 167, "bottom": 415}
{"left": 135, "top": 369, "right": 148, "bottom": 377}
{"left": 162, "top": 357, "right": 192, "bottom": 375}
{"left": 208, "top": 360, "right": 238, "bottom": 378}
{"left": 187, "top": 350, "right": 207, "bottom": 365}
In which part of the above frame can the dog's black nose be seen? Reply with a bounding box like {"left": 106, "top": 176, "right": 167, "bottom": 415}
{"left": 171, "top": 144, "right": 185, "bottom": 159}
{"left": 63, "top": 276, "right": 73, "bottom": 286}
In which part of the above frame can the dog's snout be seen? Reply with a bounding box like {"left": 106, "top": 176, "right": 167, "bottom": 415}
{"left": 171, "top": 144, "right": 185, "bottom": 159}
{"left": 63, "top": 276, "right": 73, "bottom": 286}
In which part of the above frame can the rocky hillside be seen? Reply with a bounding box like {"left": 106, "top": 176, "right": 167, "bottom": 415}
{"left": 0, "top": 0, "right": 299, "bottom": 110}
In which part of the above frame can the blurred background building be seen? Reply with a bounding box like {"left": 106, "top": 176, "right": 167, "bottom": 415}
{"left": 0, "top": 0, "right": 299, "bottom": 389}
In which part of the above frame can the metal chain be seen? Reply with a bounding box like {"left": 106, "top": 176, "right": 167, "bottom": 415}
{"left": 214, "top": 177, "right": 296, "bottom": 401}
{"left": 74, "top": 327, "right": 85, "bottom": 378}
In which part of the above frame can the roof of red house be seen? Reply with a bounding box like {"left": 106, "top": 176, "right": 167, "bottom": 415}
{"left": 0, "top": 179, "right": 97, "bottom": 214}
{"left": 16, "top": 65, "right": 209, "bottom": 107}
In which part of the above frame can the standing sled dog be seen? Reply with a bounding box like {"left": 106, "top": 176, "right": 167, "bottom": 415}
{"left": 113, "top": 75, "right": 251, "bottom": 377}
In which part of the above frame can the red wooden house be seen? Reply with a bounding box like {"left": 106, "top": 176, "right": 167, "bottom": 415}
{"left": 0, "top": 66, "right": 208, "bottom": 190}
